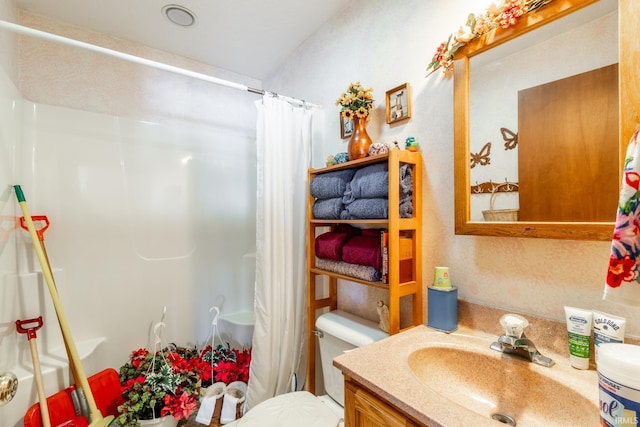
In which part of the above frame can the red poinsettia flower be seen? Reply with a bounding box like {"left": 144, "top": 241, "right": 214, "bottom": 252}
{"left": 233, "top": 349, "right": 252, "bottom": 383}
{"left": 160, "top": 391, "right": 198, "bottom": 420}
{"left": 166, "top": 352, "right": 190, "bottom": 372}
{"left": 192, "top": 357, "right": 213, "bottom": 383}
{"left": 120, "top": 375, "right": 145, "bottom": 392}
{"left": 215, "top": 360, "right": 239, "bottom": 384}
{"left": 130, "top": 348, "right": 150, "bottom": 369}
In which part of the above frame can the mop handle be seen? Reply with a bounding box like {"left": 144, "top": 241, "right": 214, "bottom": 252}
{"left": 20, "top": 215, "right": 49, "bottom": 241}
{"left": 14, "top": 186, "right": 114, "bottom": 427}
{"left": 27, "top": 333, "right": 51, "bottom": 427}
{"left": 15, "top": 317, "right": 44, "bottom": 338}
{"left": 16, "top": 317, "right": 51, "bottom": 427}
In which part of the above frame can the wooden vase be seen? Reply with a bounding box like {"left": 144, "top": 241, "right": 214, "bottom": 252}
{"left": 348, "top": 115, "right": 373, "bottom": 160}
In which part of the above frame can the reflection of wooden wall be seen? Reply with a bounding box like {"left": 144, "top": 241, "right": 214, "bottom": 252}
{"left": 518, "top": 64, "right": 618, "bottom": 222}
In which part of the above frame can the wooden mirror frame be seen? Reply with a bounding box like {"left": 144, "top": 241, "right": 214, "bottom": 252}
{"left": 453, "top": 0, "right": 625, "bottom": 241}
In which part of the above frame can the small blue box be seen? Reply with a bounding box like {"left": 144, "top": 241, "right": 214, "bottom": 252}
{"left": 427, "top": 286, "right": 458, "bottom": 332}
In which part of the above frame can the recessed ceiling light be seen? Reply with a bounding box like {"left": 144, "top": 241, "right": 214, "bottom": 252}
{"left": 162, "top": 4, "right": 197, "bottom": 27}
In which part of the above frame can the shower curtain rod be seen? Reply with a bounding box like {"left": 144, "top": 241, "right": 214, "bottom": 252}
{"left": 0, "top": 20, "right": 320, "bottom": 108}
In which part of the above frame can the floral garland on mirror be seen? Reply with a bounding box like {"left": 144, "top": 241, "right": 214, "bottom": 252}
{"left": 426, "top": 0, "right": 553, "bottom": 76}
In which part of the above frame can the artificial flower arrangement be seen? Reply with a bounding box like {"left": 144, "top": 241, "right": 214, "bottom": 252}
{"left": 335, "top": 82, "right": 374, "bottom": 120}
{"left": 116, "top": 343, "right": 251, "bottom": 426}
{"left": 426, "top": 0, "right": 554, "bottom": 76}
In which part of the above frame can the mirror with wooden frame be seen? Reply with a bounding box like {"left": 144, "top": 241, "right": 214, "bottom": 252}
{"left": 453, "top": 0, "right": 624, "bottom": 240}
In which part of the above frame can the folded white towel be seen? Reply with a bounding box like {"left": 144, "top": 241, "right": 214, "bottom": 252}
{"left": 221, "top": 381, "right": 248, "bottom": 424}
{"left": 195, "top": 382, "right": 226, "bottom": 425}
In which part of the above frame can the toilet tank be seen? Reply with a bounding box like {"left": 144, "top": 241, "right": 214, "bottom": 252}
{"left": 315, "top": 310, "right": 388, "bottom": 406}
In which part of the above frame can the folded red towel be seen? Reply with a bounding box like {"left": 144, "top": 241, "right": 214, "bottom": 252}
{"left": 342, "top": 234, "right": 382, "bottom": 270}
{"left": 333, "top": 224, "right": 361, "bottom": 235}
{"left": 315, "top": 232, "right": 352, "bottom": 261}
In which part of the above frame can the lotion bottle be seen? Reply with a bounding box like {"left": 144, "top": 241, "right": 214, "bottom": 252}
{"left": 564, "top": 306, "right": 593, "bottom": 369}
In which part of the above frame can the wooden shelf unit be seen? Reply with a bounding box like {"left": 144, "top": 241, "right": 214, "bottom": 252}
{"left": 306, "top": 149, "right": 423, "bottom": 394}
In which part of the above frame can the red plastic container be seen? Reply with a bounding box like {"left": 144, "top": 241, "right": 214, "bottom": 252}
{"left": 23, "top": 368, "right": 122, "bottom": 427}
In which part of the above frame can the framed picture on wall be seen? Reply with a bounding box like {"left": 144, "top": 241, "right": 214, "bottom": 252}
{"left": 340, "top": 113, "right": 353, "bottom": 139}
{"left": 386, "top": 83, "right": 411, "bottom": 124}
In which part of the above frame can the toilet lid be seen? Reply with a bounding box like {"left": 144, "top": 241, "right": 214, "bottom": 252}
{"left": 228, "top": 391, "right": 340, "bottom": 427}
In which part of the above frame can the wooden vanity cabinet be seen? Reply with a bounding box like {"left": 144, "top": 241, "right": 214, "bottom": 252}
{"left": 344, "top": 376, "right": 423, "bottom": 427}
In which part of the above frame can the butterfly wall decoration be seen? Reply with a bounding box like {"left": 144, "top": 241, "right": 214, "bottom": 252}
{"left": 501, "top": 127, "right": 518, "bottom": 150}
{"left": 470, "top": 141, "right": 491, "bottom": 169}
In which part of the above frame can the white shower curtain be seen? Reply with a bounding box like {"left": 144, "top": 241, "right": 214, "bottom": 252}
{"left": 246, "top": 95, "right": 313, "bottom": 409}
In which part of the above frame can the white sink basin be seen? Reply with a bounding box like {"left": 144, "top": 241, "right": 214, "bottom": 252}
{"left": 407, "top": 340, "right": 598, "bottom": 426}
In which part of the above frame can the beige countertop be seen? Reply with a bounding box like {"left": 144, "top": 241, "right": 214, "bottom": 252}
{"left": 333, "top": 324, "right": 600, "bottom": 427}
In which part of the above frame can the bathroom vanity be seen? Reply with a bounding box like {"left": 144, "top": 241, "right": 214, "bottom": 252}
{"left": 333, "top": 306, "right": 600, "bottom": 427}
{"left": 343, "top": 375, "right": 421, "bottom": 427}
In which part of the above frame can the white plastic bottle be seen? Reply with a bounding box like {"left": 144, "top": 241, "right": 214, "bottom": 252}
{"left": 597, "top": 343, "right": 640, "bottom": 427}
{"left": 564, "top": 306, "right": 593, "bottom": 369}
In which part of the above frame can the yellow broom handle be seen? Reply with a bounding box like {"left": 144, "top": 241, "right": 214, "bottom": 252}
{"left": 14, "top": 186, "right": 114, "bottom": 427}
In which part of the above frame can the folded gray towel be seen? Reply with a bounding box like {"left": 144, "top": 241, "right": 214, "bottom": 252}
{"left": 314, "top": 161, "right": 414, "bottom": 219}
{"left": 343, "top": 163, "right": 388, "bottom": 204}
{"left": 312, "top": 197, "right": 345, "bottom": 220}
{"left": 343, "top": 198, "right": 388, "bottom": 219}
{"left": 400, "top": 198, "right": 413, "bottom": 217}
{"left": 400, "top": 163, "right": 412, "bottom": 198}
{"left": 310, "top": 168, "right": 357, "bottom": 199}
{"left": 316, "top": 257, "right": 382, "bottom": 282}
{"left": 399, "top": 163, "right": 413, "bottom": 218}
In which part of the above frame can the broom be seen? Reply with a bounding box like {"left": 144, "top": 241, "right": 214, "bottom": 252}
{"left": 14, "top": 185, "right": 115, "bottom": 427}
{"left": 20, "top": 215, "right": 91, "bottom": 420}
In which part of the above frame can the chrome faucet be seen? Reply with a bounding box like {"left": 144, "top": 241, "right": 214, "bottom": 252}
{"left": 491, "top": 333, "right": 555, "bottom": 367}
{"left": 490, "top": 314, "right": 555, "bottom": 367}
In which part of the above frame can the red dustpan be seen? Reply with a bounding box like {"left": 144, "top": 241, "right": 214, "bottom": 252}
{"left": 23, "top": 368, "right": 122, "bottom": 427}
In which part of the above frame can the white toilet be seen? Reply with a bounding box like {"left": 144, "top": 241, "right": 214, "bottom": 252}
{"left": 224, "top": 310, "right": 388, "bottom": 427}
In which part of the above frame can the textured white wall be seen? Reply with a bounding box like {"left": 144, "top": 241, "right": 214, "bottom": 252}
{"left": 265, "top": 0, "right": 639, "bottom": 337}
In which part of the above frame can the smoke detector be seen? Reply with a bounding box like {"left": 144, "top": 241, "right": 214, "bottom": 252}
{"left": 162, "top": 4, "right": 197, "bottom": 27}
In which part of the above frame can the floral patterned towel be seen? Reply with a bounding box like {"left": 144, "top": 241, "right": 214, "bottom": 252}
{"left": 605, "top": 130, "right": 640, "bottom": 305}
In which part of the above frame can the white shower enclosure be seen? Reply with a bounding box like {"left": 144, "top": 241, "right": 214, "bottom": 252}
{"left": 0, "top": 11, "right": 258, "bottom": 427}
